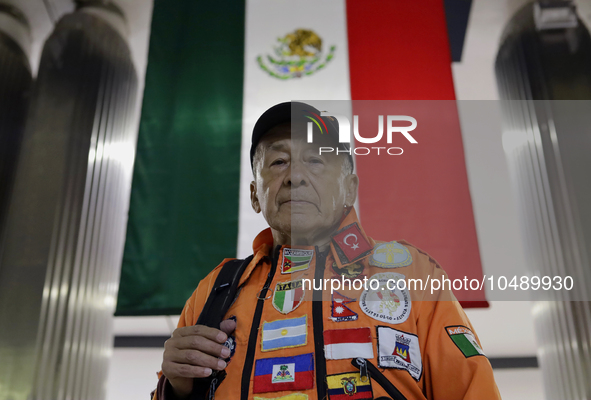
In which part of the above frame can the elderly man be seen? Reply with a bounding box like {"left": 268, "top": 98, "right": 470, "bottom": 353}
{"left": 152, "top": 102, "right": 501, "bottom": 400}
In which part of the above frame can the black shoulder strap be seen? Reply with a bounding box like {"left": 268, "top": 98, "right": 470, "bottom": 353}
{"left": 190, "top": 255, "right": 254, "bottom": 400}
{"left": 195, "top": 254, "right": 254, "bottom": 328}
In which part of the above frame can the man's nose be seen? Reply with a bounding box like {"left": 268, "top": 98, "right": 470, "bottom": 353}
{"left": 285, "top": 160, "right": 307, "bottom": 187}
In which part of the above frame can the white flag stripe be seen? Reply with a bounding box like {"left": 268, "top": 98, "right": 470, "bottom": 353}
{"left": 263, "top": 324, "right": 307, "bottom": 341}
{"left": 324, "top": 342, "right": 374, "bottom": 360}
{"left": 237, "top": 0, "right": 352, "bottom": 257}
{"left": 283, "top": 289, "right": 294, "bottom": 312}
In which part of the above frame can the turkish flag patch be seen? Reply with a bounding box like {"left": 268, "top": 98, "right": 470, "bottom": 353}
{"left": 331, "top": 223, "right": 372, "bottom": 265}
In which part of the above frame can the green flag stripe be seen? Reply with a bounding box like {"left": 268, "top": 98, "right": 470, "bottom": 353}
{"left": 116, "top": 0, "right": 246, "bottom": 315}
{"left": 274, "top": 290, "right": 286, "bottom": 311}
{"left": 451, "top": 334, "right": 481, "bottom": 357}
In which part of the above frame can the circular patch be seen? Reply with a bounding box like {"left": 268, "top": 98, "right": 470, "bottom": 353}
{"left": 369, "top": 242, "right": 412, "bottom": 268}
{"left": 359, "top": 272, "right": 411, "bottom": 324}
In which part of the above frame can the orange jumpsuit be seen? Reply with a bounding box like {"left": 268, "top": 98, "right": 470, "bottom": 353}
{"left": 153, "top": 209, "right": 501, "bottom": 400}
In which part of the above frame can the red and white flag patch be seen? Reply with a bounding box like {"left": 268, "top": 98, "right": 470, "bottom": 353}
{"left": 331, "top": 223, "right": 372, "bottom": 265}
{"left": 323, "top": 327, "right": 374, "bottom": 360}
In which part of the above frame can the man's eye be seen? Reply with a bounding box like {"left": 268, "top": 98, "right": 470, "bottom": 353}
{"left": 271, "top": 159, "right": 286, "bottom": 166}
{"left": 309, "top": 158, "right": 324, "bottom": 164}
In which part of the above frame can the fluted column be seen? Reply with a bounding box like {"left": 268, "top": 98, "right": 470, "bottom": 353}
{"left": 0, "top": 3, "right": 32, "bottom": 237}
{"left": 0, "top": 3, "right": 138, "bottom": 400}
{"left": 495, "top": 2, "right": 591, "bottom": 399}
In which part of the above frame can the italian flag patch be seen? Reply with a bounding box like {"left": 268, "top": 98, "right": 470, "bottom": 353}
{"left": 446, "top": 325, "right": 486, "bottom": 358}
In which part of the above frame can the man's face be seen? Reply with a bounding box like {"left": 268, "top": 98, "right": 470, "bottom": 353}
{"left": 250, "top": 122, "right": 358, "bottom": 242}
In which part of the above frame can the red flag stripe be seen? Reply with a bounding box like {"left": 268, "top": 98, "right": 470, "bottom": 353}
{"left": 330, "top": 391, "right": 372, "bottom": 400}
{"left": 253, "top": 371, "right": 314, "bottom": 393}
{"left": 345, "top": 0, "right": 487, "bottom": 307}
{"left": 323, "top": 328, "right": 372, "bottom": 345}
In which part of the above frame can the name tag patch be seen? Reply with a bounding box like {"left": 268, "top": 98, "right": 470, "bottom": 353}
{"left": 377, "top": 326, "right": 423, "bottom": 381}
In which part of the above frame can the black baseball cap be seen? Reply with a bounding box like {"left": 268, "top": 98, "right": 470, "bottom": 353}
{"left": 249, "top": 101, "right": 352, "bottom": 170}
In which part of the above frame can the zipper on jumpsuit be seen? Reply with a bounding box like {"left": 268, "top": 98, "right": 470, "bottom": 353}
{"left": 239, "top": 246, "right": 329, "bottom": 400}
{"left": 241, "top": 246, "right": 280, "bottom": 400}
{"left": 312, "top": 246, "right": 327, "bottom": 400}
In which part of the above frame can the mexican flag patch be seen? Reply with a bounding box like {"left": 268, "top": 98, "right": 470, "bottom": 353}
{"left": 446, "top": 325, "right": 486, "bottom": 358}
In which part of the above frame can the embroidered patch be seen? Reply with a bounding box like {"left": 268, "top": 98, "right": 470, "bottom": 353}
{"left": 323, "top": 327, "right": 374, "bottom": 360}
{"left": 253, "top": 353, "right": 314, "bottom": 393}
{"left": 223, "top": 335, "right": 236, "bottom": 363}
{"left": 359, "top": 272, "right": 411, "bottom": 324}
{"left": 281, "top": 248, "right": 314, "bottom": 274}
{"left": 330, "top": 291, "right": 358, "bottom": 322}
{"left": 261, "top": 315, "right": 307, "bottom": 352}
{"left": 256, "top": 29, "right": 336, "bottom": 80}
{"left": 272, "top": 363, "right": 295, "bottom": 383}
{"left": 446, "top": 325, "right": 486, "bottom": 358}
{"left": 254, "top": 394, "right": 308, "bottom": 400}
{"left": 326, "top": 372, "right": 372, "bottom": 399}
{"left": 377, "top": 326, "right": 423, "bottom": 381}
{"left": 370, "top": 241, "right": 412, "bottom": 268}
{"left": 331, "top": 223, "right": 373, "bottom": 265}
{"left": 273, "top": 279, "right": 304, "bottom": 314}
{"left": 331, "top": 261, "right": 365, "bottom": 279}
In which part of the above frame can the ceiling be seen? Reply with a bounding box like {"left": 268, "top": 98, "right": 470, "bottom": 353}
{"left": 1, "top": 0, "right": 153, "bottom": 80}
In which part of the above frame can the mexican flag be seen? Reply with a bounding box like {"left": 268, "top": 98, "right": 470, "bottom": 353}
{"left": 116, "top": 0, "right": 486, "bottom": 315}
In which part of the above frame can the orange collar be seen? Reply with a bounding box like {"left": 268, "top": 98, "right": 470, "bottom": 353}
{"left": 250, "top": 207, "right": 372, "bottom": 265}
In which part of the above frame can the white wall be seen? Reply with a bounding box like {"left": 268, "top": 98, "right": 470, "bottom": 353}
{"left": 451, "top": 0, "right": 540, "bottom": 362}
{"left": 106, "top": 348, "right": 162, "bottom": 400}
{"left": 495, "top": 368, "right": 544, "bottom": 400}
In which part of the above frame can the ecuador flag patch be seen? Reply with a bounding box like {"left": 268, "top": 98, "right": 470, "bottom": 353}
{"left": 326, "top": 372, "right": 372, "bottom": 400}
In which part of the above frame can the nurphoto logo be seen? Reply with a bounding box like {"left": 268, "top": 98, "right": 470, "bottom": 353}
{"left": 306, "top": 111, "right": 418, "bottom": 156}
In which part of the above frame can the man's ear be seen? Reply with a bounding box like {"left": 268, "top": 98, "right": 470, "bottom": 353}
{"left": 250, "top": 181, "right": 261, "bottom": 213}
{"left": 344, "top": 174, "right": 359, "bottom": 207}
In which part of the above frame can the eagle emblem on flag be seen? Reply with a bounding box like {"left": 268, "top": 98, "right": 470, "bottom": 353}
{"left": 257, "top": 28, "right": 336, "bottom": 79}
{"left": 327, "top": 372, "right": 372, "bottom": 399}
{"left": 341, "top": 376, "right": 357, "bottom": 395}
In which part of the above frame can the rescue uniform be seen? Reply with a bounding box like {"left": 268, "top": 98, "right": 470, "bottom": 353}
{"left": 152, "top": 208, "right": 501, "bottom": 400}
